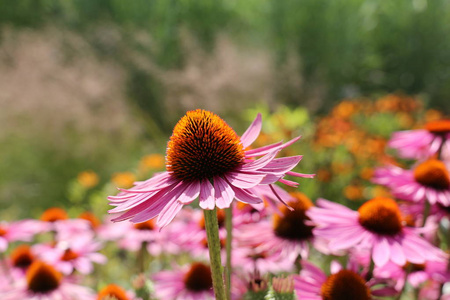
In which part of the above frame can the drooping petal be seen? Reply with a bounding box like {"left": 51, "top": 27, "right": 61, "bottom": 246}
{"left": 214, "top": 177, "right": 235, "bottom": 209}
{"left": 225, "top": 171, "right": 265, "bottom": 189}
{"left": 199, "top": 180, "right": 215, "bottom": 210}
{"left": 177, "top": 181, "right": 201, "bottom": 204}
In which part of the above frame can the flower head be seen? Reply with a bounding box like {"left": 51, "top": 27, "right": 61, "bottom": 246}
{"left": 152, "top": 262, "right": 214, "bottom": 300}
{"left": 108, "top": 110, "right": 311, "bottom": 227}
{"left": 373, "top": 160, "right": 450, "bottom": 206}
{"left": 388, "top": 119, "right": 450, "bottom": 160}
{"left": 308, "top": 198, "right": 447, "bottom": 267}
{"left": 2, "top": 260, "right": 95, "bottom": 300}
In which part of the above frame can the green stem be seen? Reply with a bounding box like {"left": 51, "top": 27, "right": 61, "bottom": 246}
{"left": 204, "top": 208, "right": 226, "bottom": 300}
{"left": 422, "top": 200, "right": 431, "bottom": 228}
{"left": 225, "top": 207, "right": 233, "bottom": 300}
{"left": 137, "top": 242, "right": 147, "bottom": 274}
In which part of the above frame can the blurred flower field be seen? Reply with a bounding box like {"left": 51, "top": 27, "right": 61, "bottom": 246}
{"left": 0, "top": 94, "right": 449, "bottom": 299}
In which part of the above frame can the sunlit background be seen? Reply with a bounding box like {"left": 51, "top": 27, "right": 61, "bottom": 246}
{"left": 1, "top": 0, "right": 450, "bottom": 218}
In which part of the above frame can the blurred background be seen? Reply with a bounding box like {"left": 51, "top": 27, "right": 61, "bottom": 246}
{"left": 1, "top": 0, "right": 449, "bottom": 218}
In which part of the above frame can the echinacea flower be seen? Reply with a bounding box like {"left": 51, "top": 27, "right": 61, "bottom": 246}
{"left": 36, "top": 235, "right": 106, "bottom": 275}
{"left": 152, "top": 262, "right": 214, "bottom": 300}
{"left": 388, "top": 119, "right": 450, "bottom": 160}
{"left": 294, "top": 261, "right": 396, "bottom": 300}
{"left": 308, "top": 198, "right": 447, "bottom": 267}
{"left": 375, "top": 260, "right": 449, "bottom": 291}
{"left": 373, "top": 159, "right": 450, "bottom": 206}
{"left": 236, "top": 192, "right": 316, "bottom": 262}
{"left": 2, "top": 261, "right": 95, "bottom": 300}
{"left": 109, "top": 109, "right": 310, "bottom": 227}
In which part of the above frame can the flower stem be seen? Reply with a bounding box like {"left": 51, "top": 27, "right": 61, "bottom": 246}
{"left": 204, "top": 208, "right": 226, "bottom": 300}
{"left": 422, "top": 200, "right": 431, "bottom": 228}
{"left": 225, "top": 207, "right": 233, "bottom": 300}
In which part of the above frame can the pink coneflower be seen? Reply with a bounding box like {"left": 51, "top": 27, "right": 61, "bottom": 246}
{"left": 232, "top": 246, "right": 294, "bottom": 274}
{"left": 388, "top": 119, "right": 450, "bottom": 160}
{"left": 168, "top": 208, "right": 227, "bottom": 261}
{"left": 236, "top": 192, "right": 316, "bottom": 262}
{"left": 109, "top": 109, "right": 310, "bottom": 227}
{"left": 152, "top": 262, "right": 215, "bottom": 300}
{"left": 308, "top": 198, "right": 446, "bottom": 267}
{"left": 373, "top": 159, "right": 450, "bottom": 206}
{"left": 294, "top": 261, "right": 396, "bottom": 300}
{"left": 2, "top": 261, "right": 95, "bottom": 300}
{"left": 36, "top": 235, "right": 106, "bottom": 275}
{"left": 0, "top": 220, "right": 42, "bottom": 252}
{"left": 375, "top": 260, "right": 449, "bottom": 291}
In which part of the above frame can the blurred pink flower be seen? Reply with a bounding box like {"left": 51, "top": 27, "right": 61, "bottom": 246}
{"left": 375, "top": 260, "right": 449, "bottom": 291}
{"left": 373, "top": 159, "right": 450, "bottom": 207}
{"left": 0, "top": 220, "right": 42, "bottom": 252}
{"left": 1, "top": 261, "right": 95, "bottom": 300}
{"left": 293, "top": 261, "right": 397, "bottom": 300}
{"left": 307, "top": 198, "right": 446, "bottom": 267}
{"left": 152, "top": 262, "right": 215, "bottom": 300}
{"left": 236, "top": 192, "right": 316, "bottom": 262}
{"left": 388, "top": 119, "right": 450, "bottom": 160}
{"left": 35, "top": 235, "right": 106, "bottom": 275}
{"left": 109, "top": 110, "right": 311, "bottom": 227}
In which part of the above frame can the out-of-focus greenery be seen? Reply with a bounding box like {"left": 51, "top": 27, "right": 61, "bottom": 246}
{"left": 1, "top": 0, "right": 449, "bottom": 113}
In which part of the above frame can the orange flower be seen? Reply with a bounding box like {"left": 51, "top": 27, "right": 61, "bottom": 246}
{"left": 77, "top": 170, "right": 99, "bottom": 189}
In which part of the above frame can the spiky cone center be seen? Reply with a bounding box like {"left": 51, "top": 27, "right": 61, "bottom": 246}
{"left": 133, "top": 219, "right": 155, "bottom": 231}
{"left": 97, "top": 284, "right": 130, "bottom": 300}
{"left": 273, "top": 192, "right": 314, "bottom": 241}
{"left": 425, "top": 119, "right": 450, "bottom": 134}
{"left": 183, "top": 262, "right": 213, "bottom": 292}
{"left": 358, "top": 197, "right": 403, "bottom": 235}
{"left": 166, "top": 109, "right": 244, "bottom": 182}
{"left": 414, "top": 159, "right": 450, "bottom": 190}
{"left": 61, "top": 248, "right": 79, "bottom": 261}
{"left": 79, "top": 212, "right": 101, "bottom": 229}
{"left": 40, "top": 208, "right": 68, "bottom": 222}
{"left": 26, "top": 261, "right": 62, "bottom": 294}
{"left": 321, "top": 270, "right": 371, "bottom": 300}
{"left": 11, "top": 245, "right": 35, "bottom": 269}
{"left": 199, "top": 209, "right": 225, "bottom": 229}
{"left": 402, "top": 262, "right": 426, "bottom": 272}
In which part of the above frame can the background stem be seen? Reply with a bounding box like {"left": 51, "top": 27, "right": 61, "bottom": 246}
{"left": 225, "top": 207, "right": 233, "bottom": 300}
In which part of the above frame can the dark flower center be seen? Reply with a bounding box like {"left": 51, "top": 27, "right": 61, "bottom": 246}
{"left": 40, "top": 207, "right": 68, "bottom": 222}
{"left": 273, "top": 192, "right": 314, "bottom": 241}
{"left": 414, "top": 159, "right": 450, "bottom": 190}
{"left": 27, "top": 261, "right": 62, "bottom": 294}
{"left": 61, "top": 248, "right": 79, "bottom": 261}
{"left": 97, "top": 284, "right": 130, "bottom": 300}
{"left": 183, "top": 262, "right": 213, "bottom": 292}
{"left": 321, "top": 270, "right": 371, "bottom": 300}
{"left": 358, "top": 197, "right": 403, "bottom": 235}
{"left": 425, "top": 119, "right": 450, "bottom": 134}
{"left": 11, "top": 245, "right": 35, "bottom": 269}
{"left": 0, "top": 227, "right": 7, "bottom": 236}
{"left": 134, "top": 220, "right": 155, "bottom": 231}
{"left": 166, "top": 109, "right": 244, "bottom": 182}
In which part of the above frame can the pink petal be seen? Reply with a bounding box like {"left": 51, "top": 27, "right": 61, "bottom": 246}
{"left": 231, "top": 186, "right": 263, "bottom": 204}
{"left": 199, "top": 180, "right": 215, "bottom": 210}
{"left": 240, "top": 113, "right": 262, "bottom": 148}
{"left": 226, "top": 171, "right": 265, "bottom": 189}
{"left": 177, "top": 181, "right": 201, "bottom": 204}
{"left": 372, "top": 236, "right": 390, "bottom": 267}
{"left": 214, "top": 177, "right": 235, "bottom": 209}
{"left": 245, "top": 141, "right": 283, "bottom": 157}
{"left": 240, "top": 150, "right": 279, "bottom": 171}
{"left": 156, "top": 197, "right": 184, "bottom": 228}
